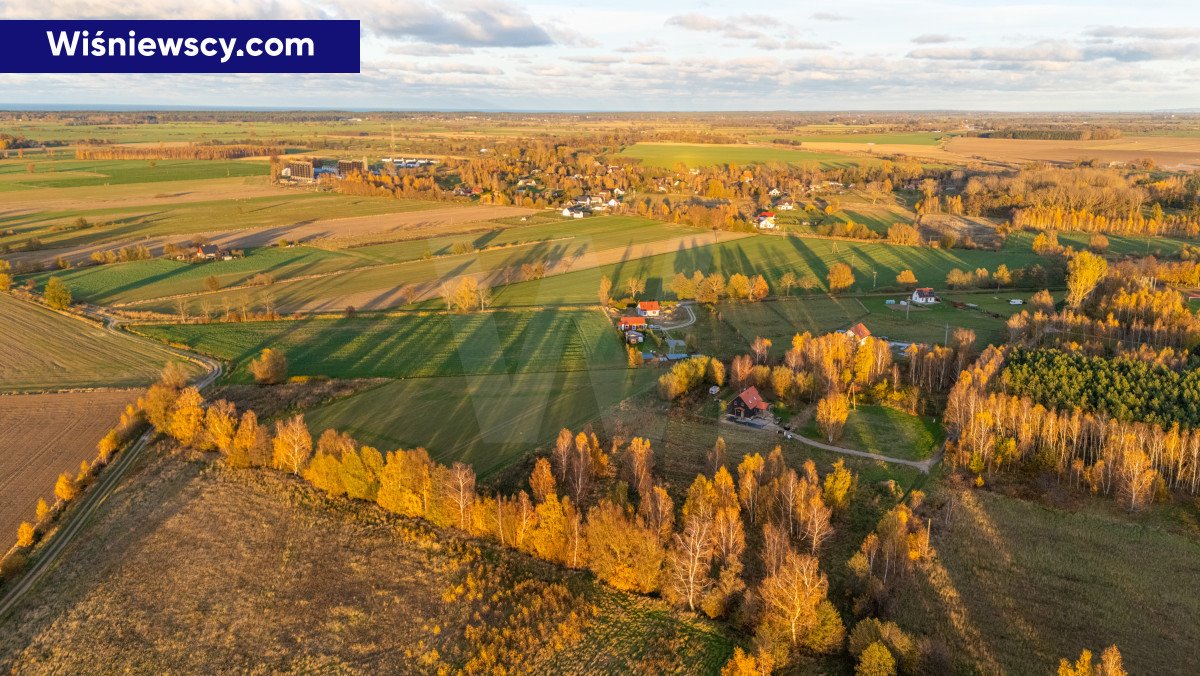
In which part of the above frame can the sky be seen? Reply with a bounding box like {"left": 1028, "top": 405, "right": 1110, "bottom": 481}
{"left": 4, "top": 0, "right": 1200, "bottom": 111}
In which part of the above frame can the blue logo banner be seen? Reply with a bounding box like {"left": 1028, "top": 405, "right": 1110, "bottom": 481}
{"left": 0, "top": 20, "right": 361, "bottom": 73}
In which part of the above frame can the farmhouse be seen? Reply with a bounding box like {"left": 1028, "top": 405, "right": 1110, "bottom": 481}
{"left": 195, "top": 244, "right": 222, "bottom": 260}
{"left": 843, "top": 322, "right": 871, "bottom": 343}
{"left": 728, "top": 386, "right": 769, "bottom": 419}
{"left": 912, "top": 288, "right": 937, "bottom": 305}
{"left": 618, "top": 316, "right": 647, "bottom": 331}
{"left": 637, "top": 301, "right": 661, "bottom": 317}
{"left": 756, "top": 211, "right": 777, "bottom": 229}
{"left": 776, "top": 200, "right": 795, "bottom": 211}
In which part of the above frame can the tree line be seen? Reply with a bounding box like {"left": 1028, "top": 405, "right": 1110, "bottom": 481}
{"left": 74, "top": 144, "right": 285, "bottom": 161}
{"left": 946, "top": 346, "right": 1200, "bottom": 510}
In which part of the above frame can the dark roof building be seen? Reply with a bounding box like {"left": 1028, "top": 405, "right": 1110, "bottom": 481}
{"left": 729, "top": 386, "right": 769, "bottom": 418}
{"left": 196, "top": 244, "right": 222, "bottom": 259}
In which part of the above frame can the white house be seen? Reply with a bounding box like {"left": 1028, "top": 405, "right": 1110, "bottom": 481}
{"left": 843, "top": 322, "right": 872, "bottom": 344}
{"left": 638, "top": 301, "right": 661, "bottom": 317}
{"left": 561, "top": 207, "right": 573, "bottom": 217}
{"left": 776, "top": 200, "right": 795, "bottom": 211}
{"left": 912, "top": 288, "right": 937, "bottom": 305}
{"left": 756, "top": 212, "right": 777, "bottom": 229}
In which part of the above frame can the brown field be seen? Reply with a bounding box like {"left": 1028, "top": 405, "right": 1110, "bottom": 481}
{"left": 796, "top": 141, "right": 953, "bottom": 160}
{"left": 946, "top": 136, "right": 1200, "bottom": 169}
{"left": 302, "top": 204, "right": 537, "bottom": 247}
{"left": 0, "top": 390, "right": 138, "bottom": 540}
{"left": 919, "top": 213, "right": 1005, "bottom": 247}
{"left": 0, "top": 450, "right": 731, "bottom": 672}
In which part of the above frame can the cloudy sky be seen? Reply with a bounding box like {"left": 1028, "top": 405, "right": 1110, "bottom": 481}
{"left": 4, "top": 0, "right": 1200, "bottom": 110}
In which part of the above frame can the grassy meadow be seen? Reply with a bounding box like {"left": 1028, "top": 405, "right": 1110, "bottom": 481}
{"left": 618, "top": 142, "right": 866, "bottom": 169}
{"left": 1, "top": 192, "right": 443, "bottom": 252}
{"left": 27, "top": 246, "right": 373, "bottom": 305}
{"left": 127, "top": 216, "right": 730, "bottom": 314}
{"left": 894, "top": 487, "right": 1200, "bottom": 675}
{"left": 752, "top": 131, "right": 950, "bottom": 145}
{"left": 1004, "top": 229, "right": 1193, "bottom": 259}
{"left": 0, "top": 158, "right": 267, "bottom": 192}
{"left": 800, "top": 405, "right": 944, "bottom": 460}
{"left": 489, "top": 234, "right": 1043, "bottom": 307}
{"left": 0, "top": 294, "right": 192, "bottom": 392}
{"left": 305, "top": 368, "right": 656, "bottom": 477}
{"left": 134, "top": 309, "right": 624, "bottom": 382}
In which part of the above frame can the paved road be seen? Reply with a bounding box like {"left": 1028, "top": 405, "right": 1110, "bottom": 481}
{"left": 0, "top": 301, "right": 221, "bottom": 619}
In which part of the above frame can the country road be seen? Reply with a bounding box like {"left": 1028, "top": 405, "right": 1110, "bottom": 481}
{"left": 720, "top": 415, "right": 942, "bottom": 473}
{"left": 659, "top": 301, "right": 697, "bottom": 331}
{"left": 0, "top": 300, "right": 222, "bottom": 619}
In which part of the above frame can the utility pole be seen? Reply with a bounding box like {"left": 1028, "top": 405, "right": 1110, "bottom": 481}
{"left": 944, "top": 324, "right": 950, "bottom": 345}
{"left": 872, "top": 270, "right": 877, "bottom": 289}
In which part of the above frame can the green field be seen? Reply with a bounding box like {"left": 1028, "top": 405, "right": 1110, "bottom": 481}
{"left": 350, "top": 216, "right": 707, "bottom": 263}
{"left": 703, "top": 290, "right": 1032, "bottom": 352}
{"left": 305, "top": 368, "right": 655, "bottom": 478}
{"left": 753, "top": 131, "right": 950, "bottom": 145}
{"left": 488, "top": 234, "right": 1044, "bottom": 307}
{"left": 0, "top": 159, "right": 267, "bottom": 192}
{"left": 1004, "top": 230, "right": 1193, "bottom": 259}
{"left": 26, "top": 217, "right": 703, "bottom": 307}
{"left": 715, "top": 297, "right": 866, "bottom": 357}
{"left": 131, "top": 216, "right": 717, "bottom": 314}
{"left": 0, "top": 294, "right": 193, "bottom": 392}
{"left": 134, "top": 309, "right": 624, "bottom": 382}
{"left": 893, "top": 487, "right": 1200, "bottom": 675}
{"left": 779, "top": 204, "right": 914, "bottom": 237}
{"left": 857, "top": 292, "right": 1024, "bottom": 347}
{"left": 801, "top": 405, "right": 943, "bottom": 460}
{"left": 26, "top": 246, "right": 374, "bottom": 305}
{"left": 603, "top": 396, "right": 925, "bottom": 495}
{"left": 618, "top": 143, "right": 865, "bottom": 169}
{"left": 0, "top": 193, "right": 443, "bottom": 253}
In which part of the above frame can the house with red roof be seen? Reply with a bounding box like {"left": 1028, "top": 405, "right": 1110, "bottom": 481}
{"left": 618, "top": 316, "right": 647, "bottom": 331}
{"left": 844, "top": 322, "right": 871, "bottom": 343}
{"left": 637, "top": 300, "right": 661, "bottom": 317}
{"left": 728, "top": 386, "right": 770, "bottom": 419}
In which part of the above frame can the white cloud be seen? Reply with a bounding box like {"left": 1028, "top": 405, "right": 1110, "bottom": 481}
{"left": 348, "top": 0, "right": 556, "bottom": 47}
{"left": 911, "top": 34, "right": 961, "bottom": 45}
{"left": 1084, "top": 26, "right": 1200, "bottom": 40}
